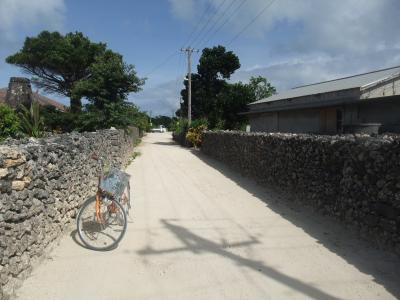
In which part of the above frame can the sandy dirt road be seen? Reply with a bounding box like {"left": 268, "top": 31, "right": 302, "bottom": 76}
{"left": 16, "top": 133, "right": 400, "bottom": 300}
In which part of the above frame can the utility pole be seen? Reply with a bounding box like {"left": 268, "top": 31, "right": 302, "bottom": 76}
{"left": 179, "top": 97, "right": 183, "bottom": 121}
{"left": 181, "top": 47, "right": 198, "bottom": 125}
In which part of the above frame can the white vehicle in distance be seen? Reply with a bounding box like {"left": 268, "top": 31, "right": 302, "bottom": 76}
{"left": 151, "top": 125, "right": 167, "bottom": 133}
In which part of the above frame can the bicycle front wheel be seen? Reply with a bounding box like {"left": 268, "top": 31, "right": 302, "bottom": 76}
{"left": 121, "top": 181, "right": 131, "bottom": 216}
{"left": 77, "top": 195, "right": 127, "bottom": 251}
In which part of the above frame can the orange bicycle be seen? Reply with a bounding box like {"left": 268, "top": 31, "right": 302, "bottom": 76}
{"left": 76, "top": 153, "right": 131, "bottom": 251}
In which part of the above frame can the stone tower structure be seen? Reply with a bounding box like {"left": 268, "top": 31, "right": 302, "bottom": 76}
{"left": 5, "top": 77, "right": 33, "bottom": 108}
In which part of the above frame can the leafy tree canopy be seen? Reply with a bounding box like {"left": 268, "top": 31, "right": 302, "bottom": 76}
{"left": 151, "top": 115, "right": 177, "bottom": 130}
{"left": 181, "top": 45, "right": 240, "bottom": 127}
{"left": 73, "top": 50, "right": 144, "bottom": 109}
{"left": 197, "top": 45, "right": 240, "bottom": 80}
{"left": 217, "top": 82, "right": 255, "bottom": 130}
{"left": 6, "top": 31, "right": 144, "bottom": 112}
{"left": 179, "top": 46, "right": 276, "bottom": 130}
{"left": 248, "top": 76, "right": 276, "bottom": 101}
{"left": 76, "top": 102, "right": 150, "bottom": 132}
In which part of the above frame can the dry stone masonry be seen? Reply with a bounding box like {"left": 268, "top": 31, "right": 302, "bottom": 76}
{"left": 202, "top": 131, "right": 400, "bottom": 255}
{"left": 0, "top": 129, "right": 138, "bottom": 299}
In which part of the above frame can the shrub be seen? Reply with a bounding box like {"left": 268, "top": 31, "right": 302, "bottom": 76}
{"left": 42, "top": 106, "right": 76, "bottom": 133}
{"left": 185, "top": 119, "right": 208, "bottom": 148}
{"left": 189, "top": 118, "right": 208, "bottom": 129}
{"left": 172, "top": 119, "right": 189, "bottom": 146}
{"left": 19, "top": 101, "right": 45, "bottom": 138}
{"left": 169, "top": 119, "right": 180, "bottom": 132}
{"left": 75, "top": 102, "right": 151, "bottom": 133}
{"left": 0, "top": 104, "right": 21, "bottom": 140}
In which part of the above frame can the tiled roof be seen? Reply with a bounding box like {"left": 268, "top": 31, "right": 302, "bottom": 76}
{"left": 32, "top": 92, "right": 67, "bottom": 111}
{"left": 0, "top": 88, "right": 66, "bottom": 111}
{"left": 0, "top": 88, "right": 7, "bottom": 103}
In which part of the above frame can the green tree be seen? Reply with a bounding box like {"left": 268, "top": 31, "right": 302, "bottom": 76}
{"left": 151, "top": 115, "right": 177, "bottom": 130}
{"left": 197, "top": 46, "right": 240, "bottom": 80}
{"left": 41, "top": 105, "right": 77, "bottom": 133}
{"left": 248, "top": 76, "right": 276, "bottom": 101}
{"left": 6, "top": 31, "right": 106, "bottom": 112}
{"left": 73, "top": 50, "right": 144, "bottom": 109}
{"left": 6, "top": 31, "right": 144, "bottom": 113}
{"left": 76, "top": 102, "right": 150, "bottom": 133}
{"left": 218, "top": 82, "right": 255, "bottom": 130}
{"left": 0, "top": 104, "right": 20, "bottom": 140}
{"left": 180, "top": 45, "right": 240, "bottom": 128}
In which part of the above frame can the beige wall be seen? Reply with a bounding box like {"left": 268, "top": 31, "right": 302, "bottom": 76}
{"left": 361, "top": 77, "right": 400, "bottom": 99}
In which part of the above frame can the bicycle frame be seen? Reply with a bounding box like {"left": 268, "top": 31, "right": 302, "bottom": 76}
{"left": 91, "top": 153, "right": 130, "bottom": 223}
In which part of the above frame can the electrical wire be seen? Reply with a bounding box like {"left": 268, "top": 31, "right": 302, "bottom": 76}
{"left": 196, "top": 0, "right": 249, "bottom": 48}
{"left": 188, "top": 0, "right": 228, "bottom": 47}
{"left": 145, "top": 2, "right": 215, "bottom": 78}
{"left": 182, "top": 1, "right": 213, "bottom": 48}
{"left": 144, "top": 51, "right": 179, "bottom": 78}
{"left": 227, "top": 0, "right": 277, "bottom": 46}
{"left": 193, "top": 0, "right": 241, "bottom": 48}
{"left": 175, "top": 53, "right": 185, "bottom": 96}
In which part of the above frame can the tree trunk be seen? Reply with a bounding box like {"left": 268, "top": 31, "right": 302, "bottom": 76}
{"left": 70, "top": 96, "right": 82, "bottom": 113}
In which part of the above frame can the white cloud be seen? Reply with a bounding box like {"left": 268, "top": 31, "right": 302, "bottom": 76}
{"left": 264, "top": 0, "right": 400, "bottom": 55}
{"left": 166, "top": 0, "right": 400, "bottom": 97}
{"left": 231, "top": 48, "right": 400, "bottom": 93}
{"left": 170, "top": 0, "right": 400, "bottom": 52}
{"left": 0, "top": 0, "right": 65, "bottom": 40}
{"left": 130, "top": 79, "right": 182, "bottom": 116}
{"left": 168, "top": 0, "right": 196, "bottom": 22}
{"left": 0, "top": 0, "right": 65, "bottom": 87}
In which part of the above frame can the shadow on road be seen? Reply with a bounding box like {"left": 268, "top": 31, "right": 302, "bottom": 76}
{"left": 188, "top": 150, "right": 400, "bottom": 298}
{"left": 151, "top": 141, "right": 178, "bottom": 146}
{"left": 138, "top": 219, "right": 341, "bottom": 300}
{"left": 70, "top": 229, "right": 118, "bottom": 252}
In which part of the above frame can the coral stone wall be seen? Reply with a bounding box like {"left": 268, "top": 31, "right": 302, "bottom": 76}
{"left": 0, "top": 129, "right": 138, "bottom": 299}
{"left": 201, "top": 131, "right": 400, "bottom": 254}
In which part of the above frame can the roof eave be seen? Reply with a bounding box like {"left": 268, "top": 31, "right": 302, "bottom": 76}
{"left": 246, "top": 88, "right": 360, "bottom": 114}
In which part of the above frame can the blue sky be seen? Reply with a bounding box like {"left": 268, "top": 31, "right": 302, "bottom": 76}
{"left": 1, "top": 0, "right": 400, "bottom": 116}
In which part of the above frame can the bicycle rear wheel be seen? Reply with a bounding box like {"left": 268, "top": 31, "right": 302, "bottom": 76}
{"left": 77, "top": 195, "right": 127, "bottom": 251}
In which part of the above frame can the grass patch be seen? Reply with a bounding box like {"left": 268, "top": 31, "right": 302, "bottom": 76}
{"left": 132, "top": 151, "right": 141, "bottom": 159}
{"left": 128, "top": 151, "right": 141, "bottom": 164}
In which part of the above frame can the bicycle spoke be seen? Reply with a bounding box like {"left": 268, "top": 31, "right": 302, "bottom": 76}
{"left": 77, "top": 196, "right": 127, "bottom": 250}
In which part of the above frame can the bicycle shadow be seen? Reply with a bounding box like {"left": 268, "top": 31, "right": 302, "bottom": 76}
{"left": 70, "top": 229, "right": 118, "bottom": 252}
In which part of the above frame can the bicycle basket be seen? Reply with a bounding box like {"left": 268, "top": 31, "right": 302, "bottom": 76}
{"left": 99, "top": 168, "right": 131, "bottom": 200}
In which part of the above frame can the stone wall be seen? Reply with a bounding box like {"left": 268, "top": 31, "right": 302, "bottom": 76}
{"left": 0, "top": 129, "right": 138, "bottom": 299}
{"left": 201, "top": 131, "right": 400, "bottom": 254}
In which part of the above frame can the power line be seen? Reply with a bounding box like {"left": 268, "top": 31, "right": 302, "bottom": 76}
{"left": 145, "top": 1, "right": 222, "bottom": 78}
{"left": 144, "top": 51, "right": 179, "bottom": 78}
{"left": 194, "top": 0, "right": 241, "bottom": 48}
{"left": 173, "top": 53, "right": 185, "bottom": 118}
{"left": 177, "top": 51, "right": 188, "bottom": 118}
{"left": 182, "top": 1, "right": 213, "bottom": 48}
{"left": 189, "top": 0, "right": 228, "bottom": 47}
{"left": 175, "top": 51, "right": 185, "bottom": 96}
{"left": 196, "top": 0, "right": 249, "bottom": 48}
{"left": 227, "top": 0, "right": 277, "bottom": 46}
